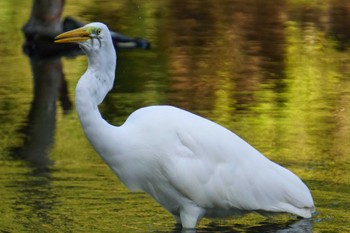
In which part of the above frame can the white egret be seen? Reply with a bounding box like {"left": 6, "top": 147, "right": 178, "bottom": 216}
{"left": 55, "top": 22, "right": 315, "bottom": 229}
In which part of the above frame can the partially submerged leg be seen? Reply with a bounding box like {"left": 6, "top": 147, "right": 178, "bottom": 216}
{"left": 172, "top": 214, "right": 182, "bottom": 230}
{"left": 179, "top": 205, "right": 205, "bottom": 229}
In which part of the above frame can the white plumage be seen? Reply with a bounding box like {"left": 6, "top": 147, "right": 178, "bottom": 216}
{"left": 55, "top": 22, "right": 315, "bottom": 229}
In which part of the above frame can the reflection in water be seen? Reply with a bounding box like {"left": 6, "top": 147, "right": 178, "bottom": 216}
{"left": 10, "top": 0, "right": 67, "bottom": 173}
{"left": 10, "top": 57, "right": 71, "bottom": 174}
{"left": 202, "top": 218, "right": 312, "bottom": 233}
{"left": 154, "top": 218, "right": 312, "bottom": 233}
{"left": 326, "top": 0, "right": 350, "bottom": 51}
{"left": 4, "top": 0, "right": 69, "bottom": 229}
{"left": 22, "top": 0, "right": 64, "bottom": 38}
{"left": 6, "top": 0, "right": 151, "bottom": 230}
{"left": 166, "top": 0, "right": 289, "bottom": 114}
{"left": 8, "top": 47, "right": 72, "bottom": 230}
{"left": 245, "top": 218, "right": 312, "bottom": 233}
{"left": 0, "top": 0, "right": 350, "bottom": 232}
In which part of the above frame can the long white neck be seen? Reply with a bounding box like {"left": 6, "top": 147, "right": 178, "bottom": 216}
{"left": 75, "top": 38, "right": 117, "bottom": 155}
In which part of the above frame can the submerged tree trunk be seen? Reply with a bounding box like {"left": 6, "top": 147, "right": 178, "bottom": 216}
{"left": 23, "top": 0, "right": 65, "bottom": 39}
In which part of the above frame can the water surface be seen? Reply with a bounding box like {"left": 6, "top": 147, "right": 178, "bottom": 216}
{"left": 0, "top": 0, "right": 350, "bottom": 232}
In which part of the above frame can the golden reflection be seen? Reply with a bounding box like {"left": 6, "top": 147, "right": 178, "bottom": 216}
{"left": 283, "top": 20, "right": 349, "bottom": 164}
{"left": 0, "top": 0, "right": 350, "bottom": 232}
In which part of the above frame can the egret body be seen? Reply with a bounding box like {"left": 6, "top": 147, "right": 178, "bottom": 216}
{"left": 55, "top": 22, "right": 315, "bottom": 229}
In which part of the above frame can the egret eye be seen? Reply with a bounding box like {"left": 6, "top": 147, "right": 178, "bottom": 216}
{"left": 96, "top": 28, "right": 101, "bottom": 35}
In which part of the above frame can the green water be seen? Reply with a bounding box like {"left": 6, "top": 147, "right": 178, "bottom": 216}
{"left": 0, "top": 0, "right": 350, "bottom": 232}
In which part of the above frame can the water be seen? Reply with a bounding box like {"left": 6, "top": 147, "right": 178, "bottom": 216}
{"left": 0, "top": 0, "right": 350, "bottom": 232}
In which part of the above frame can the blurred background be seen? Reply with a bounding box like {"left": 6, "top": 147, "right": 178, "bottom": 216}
{"left": 0, "top": 0, "right": 349, "bottom": 232}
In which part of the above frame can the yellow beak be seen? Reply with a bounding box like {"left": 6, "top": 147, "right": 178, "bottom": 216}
{"left": 54, "top": 27, "right": 91, "bottom": 43}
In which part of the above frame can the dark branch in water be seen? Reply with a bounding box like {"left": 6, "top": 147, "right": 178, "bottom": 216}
{"left": 23, "top": 17, "right": 150, "bottom": 59}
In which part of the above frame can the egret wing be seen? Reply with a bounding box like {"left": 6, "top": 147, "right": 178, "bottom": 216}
{"left": 161, "top": 111, "right": 314, "bottom": 217}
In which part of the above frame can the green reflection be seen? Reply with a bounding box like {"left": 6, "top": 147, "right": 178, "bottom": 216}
{"left": 0, "top": 0, "right": 350, "bottom": 232}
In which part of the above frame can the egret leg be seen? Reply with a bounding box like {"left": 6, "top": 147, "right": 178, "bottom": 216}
{"left": 172, "top": 214, "right": 182, "bottom": 225}
{"left": 179, "top": 205, "right": 205, "bottom": 229}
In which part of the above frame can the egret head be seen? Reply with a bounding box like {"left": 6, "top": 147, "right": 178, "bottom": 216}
{"left": 55, "top": 22, "right": 111, "bottom": 52}
{"left": 55, "top": 22, "right": 116, "bottom": 104}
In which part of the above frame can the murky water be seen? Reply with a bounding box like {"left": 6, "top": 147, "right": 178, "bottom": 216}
{"left": 1, "top": 0, "right": 350, "bottom": 232}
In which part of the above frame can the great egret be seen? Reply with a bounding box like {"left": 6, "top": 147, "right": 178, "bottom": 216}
{"left": 55, "top": 22, "right": 315, "bottom": 229}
